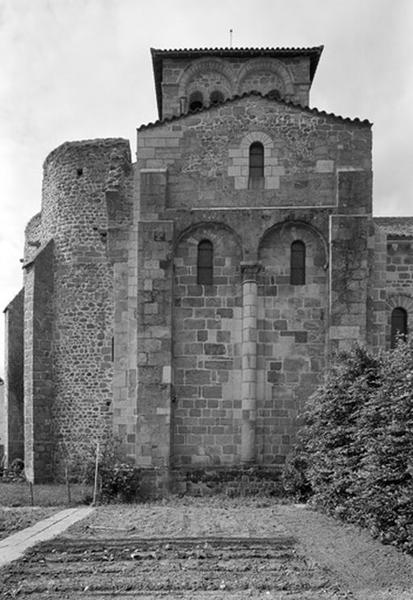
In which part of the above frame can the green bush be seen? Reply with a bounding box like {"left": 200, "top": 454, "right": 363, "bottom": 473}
{"left": 99, "top": 462, "right": 141, "bottom": 503}
{"left": 60, "top": 437, "right": 142, "bottom": 503}
{"left": 292, "top": 341, "right": 413, "bottom": 553}
{"left": 281, "top": 450, "right": 312, "bottom": 502}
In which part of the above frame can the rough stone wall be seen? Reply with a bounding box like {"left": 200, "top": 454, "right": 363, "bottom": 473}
{"left": 3, "top": 289, "right": 24, "bottom": 466}
{"left": 139, "top": 96, "right": 371, "bottom": 209}
{"left": 173, "top": 225, "right": 243, "bottom": 466}
{"left": 39, "top": 138, "right": 131, "bottom": 471}
{"left": 256, "top": 222, "right": 327, "bottom": 464}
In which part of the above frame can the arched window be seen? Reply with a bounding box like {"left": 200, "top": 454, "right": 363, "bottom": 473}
{"left": 267, "top": 89, "right": 281, "bottom": 100}
{"left": 249, "top": 142, "right": 264, "bottom": 188}
{"left": 290, "top": 241, "right": 306, "bottom": 285}
{"left": 391, "top": 307, "right": 408, "bottom": 348}
{"left": 210, "top": 90, "right": 224, "bottom": 105}
{"left": 189, "top": 91, "right": 203, "bottom": 111}
{"left": 197, "top": 240, "right": 213, "bottom": 285}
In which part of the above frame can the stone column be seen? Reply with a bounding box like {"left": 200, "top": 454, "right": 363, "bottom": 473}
{"left": 240, "top": 262, "right": 261, "bottom": 463}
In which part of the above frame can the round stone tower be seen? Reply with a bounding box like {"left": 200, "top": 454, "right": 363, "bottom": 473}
{"left": 24, "top": 138, "right": 131, "bottom": 480}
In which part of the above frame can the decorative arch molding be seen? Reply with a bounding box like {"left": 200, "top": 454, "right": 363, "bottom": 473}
{"left": 174, "top": 220, "right": 243, "bottom": 257}
{"left": 240, "top": 131, "right": 274, "bottom": 152}
{"left": 258, "top": 219, "right": 329, "bottom": 269}
{"left": 177, "top": 58, "right": 235, "bottom": 101}
{"left": 385, "top": 293, "right": 413, "bottom": 313}
{"left": 235, "top": 58, "right": 295, "bottom": 97}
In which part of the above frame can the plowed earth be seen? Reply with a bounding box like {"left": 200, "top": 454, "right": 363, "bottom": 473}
{"left": 1, "top": 498, "right": 413, "bottom": 599}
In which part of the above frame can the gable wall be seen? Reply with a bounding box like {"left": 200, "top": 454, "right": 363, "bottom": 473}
{"left": 136, "top": 97, "right": 373, "bottom": 471}
{"left": 138, "top": 97, "right": 371, "bottom": 211}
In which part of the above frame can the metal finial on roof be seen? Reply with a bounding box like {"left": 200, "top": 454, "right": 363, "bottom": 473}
{"left": 229, "top": 29, "right": 233, "bottom": 48}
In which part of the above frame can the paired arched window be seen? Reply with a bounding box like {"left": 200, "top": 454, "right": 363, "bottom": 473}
{"left": 197, "top": 240, "right": 213, "bottom": 285}
{"left": 210, "top": 90, "right": 224, "bottom": 105}
{"left": 290, "top": 241, "right": 306, "bottom": 285}
{"left": 249, "top": 142, "right": 264, "bottom": 186}
{"left": 390, "top": 307, "right": 408, "bottom": 348}
{"left": 189, "top": 91, "right": 203, "bottom": 111}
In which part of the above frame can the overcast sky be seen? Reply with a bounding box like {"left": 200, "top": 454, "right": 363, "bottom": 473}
{"left": 1, "top": 0, "right": 412, "bottom": 374}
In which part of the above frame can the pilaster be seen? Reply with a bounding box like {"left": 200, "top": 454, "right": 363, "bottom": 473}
{"left": 240, "top": 262, "right": 261, "bottom": 463}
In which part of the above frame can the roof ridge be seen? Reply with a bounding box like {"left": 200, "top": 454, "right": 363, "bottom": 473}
{"left": 151, "top": 46, "right": 324, "bottom": 53}
{"left": 137, "top": 90, "right": 371, "bottom": 131}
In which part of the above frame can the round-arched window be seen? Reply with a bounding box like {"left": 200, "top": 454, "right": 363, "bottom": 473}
{"left": 197, "top": 239, "right": 213, "bottom": 285}
{"left": 249, "top": 142, "right": 264, "bottom": 179}
{"left": 210, "top": 90, "right": 224, "bottom": 105}
{"left": 189, "top": 91, "right": 203, "bottom": 111}
{"left": 267, "top": 89, "right": 281, "bottom": 100}
{"left": 290, "top": 240, "right": 306, "bottom": 285}
{"left": 391, "top": 307, "right": 408, "bottom": 348}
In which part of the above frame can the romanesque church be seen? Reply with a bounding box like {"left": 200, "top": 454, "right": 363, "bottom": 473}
{"left": 3, "top": 46, "right": 413, "bottom": 490}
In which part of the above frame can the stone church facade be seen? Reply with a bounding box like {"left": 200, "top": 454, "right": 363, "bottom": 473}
{"left": 3, "top": 46, "right": 413, "bottom": 490}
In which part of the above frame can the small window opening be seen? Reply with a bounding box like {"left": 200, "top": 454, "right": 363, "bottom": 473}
{"left": 189, "top": 91, "right": 203, "bottom": 111}
{"left": 267, "top": 89, "right": 281, "bottom": 100}
{"left": 391, "top": 307, "right": 408, "bottom": 348}
{"left": 249, "top": 142, "right": 264, "bottom": 178}
{"left": 77, "top": 168, "right": 83, "bottom": 177}
{"left": 290, "top": 240, "right": 306, "bottom": 285}
{"left": 210, "top": 90, "right": 224, "bottom": 105}
{"left": 197, "top": 239, "right": 213, "bottom": 285}
{"left": 248, "top": 142, "right": 264, "bottom": 189}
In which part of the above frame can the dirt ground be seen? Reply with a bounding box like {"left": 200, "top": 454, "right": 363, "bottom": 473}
{"left": 1, "top": 497, "right": 413, "bottom": 599}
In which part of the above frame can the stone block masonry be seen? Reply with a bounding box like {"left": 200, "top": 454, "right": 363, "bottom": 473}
{"left": 172, "top": 225, "right": 243, "bottom": 467}
{"left": 4, "top": 46, "right": 412, "bottom": 492}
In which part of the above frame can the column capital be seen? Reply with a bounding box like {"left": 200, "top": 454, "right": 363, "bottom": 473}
{"left": 240, "top": 261, "right": 262, "bottom": 283}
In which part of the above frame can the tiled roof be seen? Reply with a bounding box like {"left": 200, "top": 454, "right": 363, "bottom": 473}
{"left": 374, "top": 217, "right": 413, "bottom": 237}
{"left": 137, "top": 89, "right": 371, "bottom": 132}
{"left": 151, "top": 46, "right": 323, "bottom": 118}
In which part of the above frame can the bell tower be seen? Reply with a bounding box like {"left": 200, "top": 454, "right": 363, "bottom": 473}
{"left": 151, "top": 46, "right": 323, "bottom": 119}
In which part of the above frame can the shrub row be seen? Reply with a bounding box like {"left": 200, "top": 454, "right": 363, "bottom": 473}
{"left": 285, "top": 341, "right": 413, "bottom": 553}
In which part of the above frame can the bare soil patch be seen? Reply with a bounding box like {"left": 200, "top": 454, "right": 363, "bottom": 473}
{"left": 1, "top": 497, "right": 413, "bottom": 599}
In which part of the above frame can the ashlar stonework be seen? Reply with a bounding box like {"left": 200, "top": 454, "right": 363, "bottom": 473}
{"left": 3, "top": 46, "right": 413, "bottom": 492}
